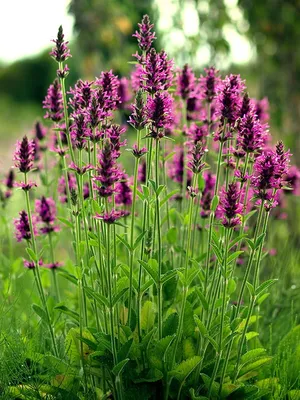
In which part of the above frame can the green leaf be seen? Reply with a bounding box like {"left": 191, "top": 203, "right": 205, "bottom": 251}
{"left": 91, "top": 199, "right": 102, "bottom": 215}
{"left": 227, "top": 251, "right": 244, "bottom": 264}
{"left": 255, "top": 279, "right": 278, "bottom": 296}
{"left": 170, "top": 356, "right": 202, "bottom": 382}
{"left": 161, "top": 269, "right": 177, "bottom": 285}
{"left": 211, "top": 195, "right": 219, "bottom": 212}
{"left": 54, "top": 305, "right": 79, "bottom": 322}
{"left": 57, "top": 216, "right": 73, "bottom": 229}
{"left": 112, "top": 288, "right": 128, "bottom": 306}
{"left": 245, "top": 238, "right": 255, "bottom": 251}
{"left": 201, "top": 373, "right": 220, "bottom": 397}
{"left": 117, "top": 339, "right": 133, "bottom": 362}
{"left": 156, "top": 184, "right": 165, "bottom": 197}
{"left": 163, "top": 313, "right": 179, "bottom": 337}
{"left": 228, "top": 279, "right": 237, "bottom": 295}
{"left": 133, "top": 231, "right": 146, "bottom": 250}
{"left": 246, "top": 281, "right": 255, "bottom": 296}
{"left": 138, "top": 259, "right": 159, "bottom": 283}
{"left": 257, "top": 292, "right": 270, "bottom": 305}
{"left": 26, "top": 247, "right": 38, "bottom": 263}
{"left": 183, "top": 302, "right": 195, "bottom": 336}
{"left": 195, "top": 288, "right": 209, "bottom": 311}
{"left": 112, "top": 359, "right": 129, "bottom": 376}
{"left": 84, "top": 287, "right": 109, "bottom": 308}
{"left": 141, "top": 301, "right": 156, "bottom": 332}
{"left": 186, "top": 267, "right": 200, "bottom": 287}
{"left": 116, "top": 234, "right": 132, "bottom": 252}
{"left": 229, "top": 234, "right": 248, "bottom": 250}
{"left": 194, "top": 315, "right": 208, "bottom": 336}
{"left": 166, "top": 227, "right": 177, "bottom": 244}
{"left": 32, "top": 304, "right": 47, "bottom": 322}
{"left": 59, "top": 270, "right": 78, "bottom": 285}
{"left": 255, "top": 232, "right": 266, "bottom": 249}
{"left": 160, "top": 189, "right": 180, "bottom": 207}
{"left": 239, "top": 357, "right": 272, "bottom": 376}
{"left": 205, "top": 335, "right": 219, "bottom": 352}
{"left": 241, "top": 348, "right": 266, "bottom": 365}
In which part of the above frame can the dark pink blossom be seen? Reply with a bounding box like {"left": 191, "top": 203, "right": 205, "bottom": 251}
{"left": 35, "top": 196, "right": 59, "bottom": 234}
{"left": 50, "top": 25, "right": 71, "bottom": 62}
{"left": 106, "top": 124, "right": 127, "bottom": 158}
{"left": 24, "top": 259, "right": 43, "bottom": 269}
{"left": 115, "top": 173, "right": 132, "bottom": 206}
{"left": 237, "top": 113, "right": 266, "bottom": 153}
{"left": 176, "top": 64, "right": 196, "bottom": 100}
{"left": 14, "top": 136, "right": 35, "bottom": 173}
{"left": 58, "top": 173, "right": 77, "bottom": 203}
{"left": 199, "top": 67, "right": 220, "bottom": 103}
{"left": 117, "top": 77, "right": 131, "bottom": 108}
{"left": 218, "top": 182, "right": 243, "bottom": 228}
{"left": 146, "top": 91, "right": 174, "bottom": 138}
{"left": 14, "top": 210, "right": 37, "bottom": 242}
{"left": 94, "top": 209, "right": 125, "bottom": 224}
{"left": 128, "top": 90, "right": 147, "bottom": 130}
{"left": 43, "top": 79, "right": 64, "bottom": 122}
{"left": 133, "top": 14, "right": 156, "bottom": 53}
{"left": 69, "top": 80, "right": 93, "bottom": 113}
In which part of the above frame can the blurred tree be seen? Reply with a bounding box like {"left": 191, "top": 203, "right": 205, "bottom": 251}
{"left": 68, "top": 0, "right": 158, "bottom": 77}
{"left": 238, "top": 0, "right": 300, "bottom": 144}
{"left": 0, "top": 50, "right": 79, "bottom": 105}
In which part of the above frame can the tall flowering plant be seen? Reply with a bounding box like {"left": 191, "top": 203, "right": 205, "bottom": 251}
{"left": 3, "top": 16, "right": 299, "bottom": 400}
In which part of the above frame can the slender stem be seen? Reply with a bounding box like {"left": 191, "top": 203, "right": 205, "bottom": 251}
{"left": 24, "top": 174, "right": 58, "bottom": 356}
{"left": 155, "top": 139, "right": 163, "bottom": 339}
{"left": 233, "top": 209, "right": 269, "bottom": 382}
{"left": 48, "top": 232, "right": 60, "bottom": 301}
{"left": 128, "top": 129, "right": 141, "bottom": 327}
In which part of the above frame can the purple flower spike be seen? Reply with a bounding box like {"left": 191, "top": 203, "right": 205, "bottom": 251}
{"left": 218, "top": 182, "right": 243, "bottom": 228}
{"left": 188, "top": 142, "right": 205, "bottom": 175}
{"left": 95, "top": 70, "right": 120, "bottom": 111}
{"left": 237, "top": 113, "right": 266, "bottom": 153}
{"left": 24, "top": 259, "right": 43, "bottom": 269}
{"left": 69, "top": 162, "right": 93, "bottom": 175}
{"left": 5, "top": 170, "right": 15, "bottom": 189}
{"left": 93, "top": 140, "right": 121, "bottom": 198}
{"left": 107, "top": 124, "right": 127, "bottom": 158}
{"left": 146, "top": 91, "right": 174, "bottom": 138}
{"left": 254, "top": 97, "right": 270, "bottom": 124}
{"left": 69, "top": 80, "right": 93, "bottom": 113}
{"left": 50, "top": 25, "right": 71, "bottom": 63}
{"left": 94, "top": 209, "right": 126, "bottom": 224}
{"left": 118, "top": 77, "right": 131, "bottom": 108}
{"left": 133, "top": 14, "right": 156, "bottom": 53}
{"left": 216, "top": 74, "right": 245, "bottom": 126}
{"left": 35, "top": 196, "right": 60, "bottom": 234}
{"left": 200, "top": 172, "right": 216, "bottom": 218}
{"left": 132, "top": 144, "right": 147, "bottom": 159}
{"left": 128, "top": 90, "right": 147, "bottom": 130}
{"left": 188, "top": 123, "right": 208, "bottom": 145}
{"left": 70, "top": 113, "right": 89, "bottom": 150}
{"left": 34, "top": 121, "right": 47, "bottom": 142}
{"left": 140, "top": 48, "right": 174, "bottom": 94}
{"left": 168, "top": 146, "right": 192, "bottom": 188}
{"left": 44, "top": 262, "right": 63, "bottom": 269}
{"left": 43, "top": 79, "right": 64, "bottom": 122}
{"left": 199, "top": 67, "right": 220, "bottom": 103}
{"left": 58, "top": 173, "right": 77, "bottom": 203}
{"left": 14, "top": 210, "right": 37, "bottom": 242}
{"left": 14, "top": 136, "right": 35, "bottom": 174}
{"left": 115, "top": 173, "right": 132, "bottom": 206}
{"left": 176, "top": 64, "right": 196, "bottom": 100}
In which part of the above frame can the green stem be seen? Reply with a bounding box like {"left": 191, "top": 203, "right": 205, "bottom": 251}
{"left": 128, "top": 129, "right": 141, "bottom": 327}
{"left": 233, "top": 209, "right": 269, "bottom": 383}
{"left": 48, "top": 232, "right": 60, "bottom": 301}
{"left": 155, "top": 139, "right": 163, "bottom": 339}
{"left": 24, "top": 174, "right": 58, "bottom": 356}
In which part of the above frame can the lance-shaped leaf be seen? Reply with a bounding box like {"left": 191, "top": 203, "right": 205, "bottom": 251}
{"left": 170, "top": 356, "right": 202, "bottom": 382}
{"left": 138, "top": 259, "right": 159, "bottom": 283}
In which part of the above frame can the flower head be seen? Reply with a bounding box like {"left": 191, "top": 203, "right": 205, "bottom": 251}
{"left": 176, "top": 64, "right": 196, "bottom": 100}
{"left": 107, "top": 124, "right": 127, "bottom": 158}
{"left": 24, "top": 259, "right": 43, "bottom": 269}
{"left": 58, "top": 173, "right": 77, "bottom": 203}
{"left": 218, "top": 182, "right": 243, "bottom": 228}
{"left": 95, "top": 70, "right": 120, "bottom": 112}
{"left": 35, "top": 196, "right": 60, "bottom": 234}
{"left": 43, "top": 79, "right": 64, "bottom": 122}
{"left": 128, "top": 90, "right": 147, "bottom": 130}
{"left": 5, "top": 169, "right": 15, "bottom": 189}
{"left": 118, "top": 77, "right": 131, "bottom": 108}
{"left": 50, "top": 25, "right": 71, "bottom": 62}
{"left": 237, "top": 113, "right": 266, "bottom": 153}
{"left": 14, "top": 136, "right": 35, "bottom": 173}
{"left": 216, "top": 74, "right": 245, "bottom": 126}
{"left": 69, "top": 80, "right": 93, "bottom": 113}
{"left": 94, "top": 209, "right": 125, "bottom": 224}
{"left": 14, "top": 210, "right": 37, "bottom": 242}
{"left": 93, "top": 140, "right": 121, "bottom": 198}
{"left": 254, "top": 97, "right": 269, "bottom": 124}
{"left": 34, "top": 121, "right": 47, "bottom": 142}
{"left": 133, "top": 14, "right": 156, "bottom": 53}
{"left": 115, "top": 173, "right": 132, "bottom": 206}
{"left": 146, "top": 91, "right": 174, "bottom": 138}
{"left": 199, "top": 67, "right": 220, "bottom": 103}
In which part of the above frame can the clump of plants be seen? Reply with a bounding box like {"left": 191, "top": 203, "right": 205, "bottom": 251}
{"left": 1, "top": 15, "right": 300, "bottom": 400}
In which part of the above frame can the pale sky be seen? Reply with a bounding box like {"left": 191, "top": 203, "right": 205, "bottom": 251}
{"left": 0, "top": 0, "right": 74, "bottom": 63}
{"left": 0, "top": 0, "right": 252, "bottom": 66}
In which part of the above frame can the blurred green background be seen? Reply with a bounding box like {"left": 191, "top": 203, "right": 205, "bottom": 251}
{"left": 1, "top": 0, "right": 300, "bottom": 160}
